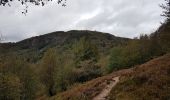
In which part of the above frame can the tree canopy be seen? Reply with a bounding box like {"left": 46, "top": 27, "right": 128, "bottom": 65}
{"left": 0, "top": 0, "right": 67, "bottom": 6}
{"left": 0, "top": 0, "right": 67, "bottom": 14}
{"left": 161, "top": 0, "right": 170, "bottom": 22}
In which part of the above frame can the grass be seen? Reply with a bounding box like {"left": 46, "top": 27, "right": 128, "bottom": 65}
{"left": 108, "top": 54, "right": 170, "bottom": 100}
{"left": 43, "top": 54, "right": 170, "bottom": 100}
{"left": 50, "top": 69, "right": 132, "bottom": 100}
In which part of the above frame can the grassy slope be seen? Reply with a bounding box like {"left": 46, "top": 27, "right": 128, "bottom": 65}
{"left": 108, "top": 54, "right": 170, "bottom": 100}
{"left": 50, "top": 69, "right": 132, "bottom": 100}
{"left": 49, "top": 54, "right": 170, "bottom": 100}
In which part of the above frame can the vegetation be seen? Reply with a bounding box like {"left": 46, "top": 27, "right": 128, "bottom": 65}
{"left": 108, "top": 1, "right": 170, "bottom": 99}
{"left": 0, "top": 56, "right": 38, "bottom": 100}
{"left": 107, "top": 34, "right": 164, "bottom": 72}
{"left": 72, "top": 37, "right": 99, "bottom": 65}
{"left": 160, "top": 0, "right": 170, "bottom": 22}
{"left": 0, "top": 0, "right": 67, "bottom": 7}
{"left": 0, "top": 30, "right": 127, "bottom": 99}
{"left": 40, "top": 48, "right": 60, "bottom": 96}
{"left": 36, "top": 37, "right": 102, "bottom": 98}
{"left": 72, "top": 37, "right": 101, "bottom": 82}
{"left": 106, "top": 0, "right": 170, "bottom": 73}
{"left": 159, "top": 0, "right": 170, "bottom": 51}
{"left": 0, "top": 74, "right": 21, "bottom": 100}
{"left": 108, "top": 54, "right": 170, "bottom": 100}
{"left": 0, "top": 0, "right": 170, "bottom": 99}
{"left": 0, "top": 0, "right": 67, "bottom": 14}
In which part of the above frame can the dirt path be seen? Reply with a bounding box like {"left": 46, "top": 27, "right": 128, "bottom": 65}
{"left": 92, "top": 76, "right": 120, "bottom": 100}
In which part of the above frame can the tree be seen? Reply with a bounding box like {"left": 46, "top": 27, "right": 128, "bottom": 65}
{"left": 0, "top": 56, "right": 38, "bottom": 100}
{"left": 108, "top": 47, "right": 124, "bottom": 72}
{"left": 72, "top": 37, "right": 101, "bottom": 82}
{"left": 0, "top": 74, "right": 22, "bottom": 100}
{"left": 41, "top": 48, "right": 68, "bottom": 95}
{"left": 41, "top": 48, "right": 76, "bottom": 96}
{"left": 108, "top": 36, "right": 163, "bottom": 73}
{"left": 0, "top": 33, "right": 3, "bottom": 43}
{"left": 72, "top": 37, "right": 99, "bottom": 66}
{"left": 41, "top": 48, "right": 58, "bottom": 96}
{"left": 0, "top": 0, "right": 67, "bottom": 14}
{"left": 0, "top": 0, "right": 67, "bottom": 6}
{"left": 149, "top": 33, "right": 164, "bottom": 56}
{"left": 160, "top": 0, "right": 170, "bottom": 22}
{"left": 157, "top": 0, "right": 170, "bottom": 52}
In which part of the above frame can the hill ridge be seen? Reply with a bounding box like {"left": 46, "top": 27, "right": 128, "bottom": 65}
{"left": 0, "top": 30, "right": 129, "bottom": 53}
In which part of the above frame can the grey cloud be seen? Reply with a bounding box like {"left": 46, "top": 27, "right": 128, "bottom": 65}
{"left": 0, "top": 0, "right": 165, "bottom": 42}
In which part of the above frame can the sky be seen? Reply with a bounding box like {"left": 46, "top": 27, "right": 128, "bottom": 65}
{"left": 0, "top": 0, "right": 166, "bottom": 42}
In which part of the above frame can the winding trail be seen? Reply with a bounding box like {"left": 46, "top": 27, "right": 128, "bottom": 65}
{"left": 92, "top": 76, "right": 120, "bottom": 100}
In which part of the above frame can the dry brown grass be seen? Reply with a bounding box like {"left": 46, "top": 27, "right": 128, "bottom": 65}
{"left": 109, "top": 54, "right": 170, "bottom": 100}
{"left": 49, "top": 54, "right": 170, "bottom": 100}
{"left": 50, "top": 68, "right": 132, "bottom": 100}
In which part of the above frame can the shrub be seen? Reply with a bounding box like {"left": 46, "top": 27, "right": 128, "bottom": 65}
{"left": 0, "top": 74, "right": 22, "bottom": 100}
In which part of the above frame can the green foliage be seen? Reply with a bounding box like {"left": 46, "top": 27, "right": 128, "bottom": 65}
{"left": 72, "top": 37, "right": 99, "bottom": 65}
{"left": 108, "top": 41, "right": 140, "bottom": 72}
{"left": 108, "top": 47, "right": 124, "bottom": 72}
{"left": 97, "top": 55, "right": 110, "bottom": 75}
{"left": 41, "top": 48, "right": 76, "bottom": 96}
{"left": 0, "top": 31, "right": 128, "bottom": 98}
{"left": 72, "top": 37, "right": 101, "bottom": 82}
{"left": 0, "top": 74, "right": 21, "bottom": 100}
{"left": 107, "top": 34, "right": 164, "bottom": 73}
{"left": 39, "top": 36, "right": 101, "bottom": 96}
{"left": 0, "top": 56, "right": 38, "bottom": 100}
{"left": 157, "top": 22, "right": 170, "bottom": 52}
{"left": 41, "top": 48, "right": 59, "bottom": 96}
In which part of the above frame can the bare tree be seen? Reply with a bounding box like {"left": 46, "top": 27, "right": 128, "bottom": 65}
{"left": 0, "top": 0, "right": 67, "bottom": 14}
{"left": 0, "top": 31, "right": 4, "bottom": 43}
{"left": 160, "top": 0, "right": 170, "bottom": 22}
{"left": 0, "top": 0, "right": 67, "bottom": 6}
{"left": 0, "top": 33, "right": 2, "bottom": 43}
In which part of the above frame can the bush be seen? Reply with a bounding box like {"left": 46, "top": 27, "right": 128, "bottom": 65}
{"left": 0, "top": 56, "right": 38, "bottom": 100}
{"left": 0, "top": 74, "right": 21, "bottom": 100}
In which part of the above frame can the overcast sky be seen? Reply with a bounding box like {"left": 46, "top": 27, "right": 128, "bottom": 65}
{"left": 0, "top": 0, "right": 165, "bottom": 42}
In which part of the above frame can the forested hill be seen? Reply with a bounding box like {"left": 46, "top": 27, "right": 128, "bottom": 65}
{"left": 0, "top": 30, "right": 129, "bottom": 62}
{"left": 1, "top": 30, "right": 128, "bottom": 50}
{"left": 0, "top": 30, "right": 130, "bottom": 99}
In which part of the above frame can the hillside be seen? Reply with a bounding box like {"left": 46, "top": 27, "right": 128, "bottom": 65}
{"left": 1, "top": 28, "right": 169, "bottom": 100}
{"left": 108, "top": 53, "right": 170, "bottom": 100}
{"left": 0, "top": 30, "right": 129, "bottom": 62}
{"left": 50, "top": 54, "right": 170, "bottom": 100}
{"left": 0, "top": 30, "right": 128, "bottom": 50}
{"left": 0, "top": 30, "right": 131, "bottom": 100}
{"left": 1, "top": 0, "right": 170, "bottom": 100}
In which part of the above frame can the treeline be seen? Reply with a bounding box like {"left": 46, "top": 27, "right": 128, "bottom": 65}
{"left": 107, "top": 34, "right": 161, "bottom": 72}
{"left": 107, "top": 23, "right": 170, "bottom": 72}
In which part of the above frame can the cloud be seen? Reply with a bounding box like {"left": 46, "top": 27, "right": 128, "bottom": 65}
{"left": 0, "top": 0, "right": 165, "bottom": 42}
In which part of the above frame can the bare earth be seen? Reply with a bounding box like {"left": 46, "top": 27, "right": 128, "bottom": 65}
{"left": 93, "top": 76, "right": 120, "bottom": 100}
